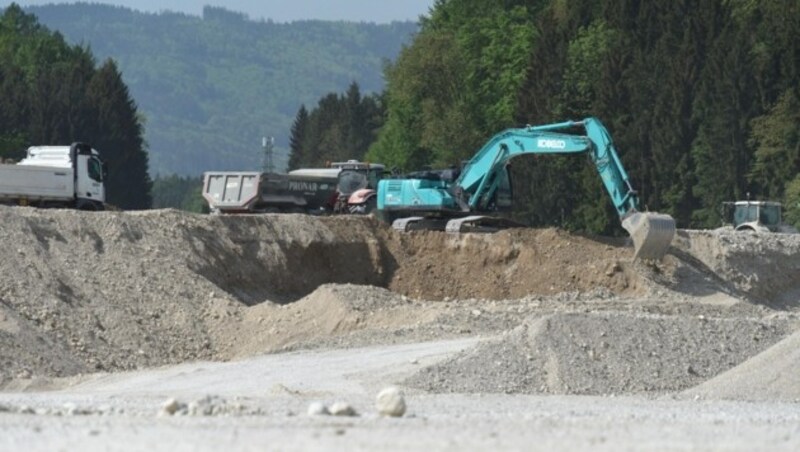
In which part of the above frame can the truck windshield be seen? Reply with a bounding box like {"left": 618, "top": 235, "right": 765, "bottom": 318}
{"left": 88, "top": 157, "right": 103, "bottom": 182}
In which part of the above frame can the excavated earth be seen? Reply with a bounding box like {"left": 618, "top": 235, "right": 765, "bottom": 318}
{"left": 1, "top": 206, "right": 800, "bottom": 449}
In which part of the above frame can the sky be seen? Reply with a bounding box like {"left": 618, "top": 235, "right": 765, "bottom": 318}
{"left": 4, "top": 0, "right": 435, "bottom": 23}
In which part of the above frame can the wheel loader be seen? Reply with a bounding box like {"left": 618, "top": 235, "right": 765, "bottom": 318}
{"left": 722, "top": 200, "right": 799, "bottom": 233}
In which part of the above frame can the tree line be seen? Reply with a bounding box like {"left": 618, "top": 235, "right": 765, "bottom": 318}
{"left": 0, "top": 4, "right": 151, "bottom": 209}
{"left": 288, "top": 82, "right": 384, "bottom": 169}
{"left": 291, "top": 0, "right": 799, "bottom": 231}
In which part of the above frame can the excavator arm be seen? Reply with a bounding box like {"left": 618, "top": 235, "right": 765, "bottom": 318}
{"left": 377, "top": 117, "right": 675, "bottom": 261}
{"left": 455, "top": 118, "right": 639, "bottom": 218}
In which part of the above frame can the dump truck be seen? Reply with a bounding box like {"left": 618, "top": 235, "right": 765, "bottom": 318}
{"left": 203, "top": 160, "right": 385, "bottom": 214}
{"left": 376, "top": 117, "right": 676, "bottom": 261}
{"left": 0, "top": 142, "right": 106, "bottom": 210}
{"left": 722, "top": 200, "right": 799, "bottom": 233}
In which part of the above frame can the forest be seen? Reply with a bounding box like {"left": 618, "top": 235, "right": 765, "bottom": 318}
{"left": 292, "top": 0, "right": 800, "bottom": 232}
{"left": 3, "top": 0, "right": 798, "bottom": 230}
{"left": 0, "top": 4, "right": 150, "bottom": 209}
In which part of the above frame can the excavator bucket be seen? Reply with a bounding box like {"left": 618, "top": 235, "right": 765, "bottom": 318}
{"left": 621, "top": 212, "right": 676, "bottom": 261}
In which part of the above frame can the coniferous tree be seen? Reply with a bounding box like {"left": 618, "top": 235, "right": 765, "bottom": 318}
{"left": 287, "top": 105, "right": 308, "bottom": 170}
{"left": 690, "top": 18, "right": 757, "bottom": 227}
{"left": 0, "top": 64, "right": 29, "bottom": 159}
{"left": 85, "top": 59, "right": 151, "bottom": 209}
{"left": 748, "top": 89, "right": 800, "bottom": 200}
{"left": 290, "top": 83, "right": 384, "bottom": 169}
{"left": 1, "top": 5, "right": 151, "bottom": 208}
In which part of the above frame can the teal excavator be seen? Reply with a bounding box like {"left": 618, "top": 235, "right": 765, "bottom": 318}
{"left": 376, "top": 117, "right": 675, "bottom": 261}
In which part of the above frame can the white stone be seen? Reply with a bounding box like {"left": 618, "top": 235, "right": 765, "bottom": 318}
{"left": 307, "top": 401, "right": 329, "bottom": 416}
{"left": 375, "top": 387, "right": 406, "bottom": 417}
{"left": 159, "top": 398, "right": 181, "bottom": 416}
{"left": 329, "top": 402, "right": 357, "bottom": 417}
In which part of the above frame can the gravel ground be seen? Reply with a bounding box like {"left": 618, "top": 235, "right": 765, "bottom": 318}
{"left": 1, "top": 207, "right": 799, "bottom": 450}
{"left": 1, "top": 340, "right": 800, "bottom": 452}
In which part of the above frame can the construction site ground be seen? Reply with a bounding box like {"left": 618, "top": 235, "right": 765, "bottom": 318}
{"left": 1, "top": 206, "right": 799, "bottom": 450}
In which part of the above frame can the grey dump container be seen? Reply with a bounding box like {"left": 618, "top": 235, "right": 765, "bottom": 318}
{"left": 203, "top": 172, "right": 262, "bottom": 213}
{"left": 202, "top": 169, "right": 341, "bottom": 213}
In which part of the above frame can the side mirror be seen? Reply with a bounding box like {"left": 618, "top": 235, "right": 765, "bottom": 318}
{"left": 102, "top": 162, "right": 109, "bottom": 179}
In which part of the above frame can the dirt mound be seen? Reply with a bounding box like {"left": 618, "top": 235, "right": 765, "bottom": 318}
{"left": 671, "top": 230, "right": 800, "bottom": 304}
{"left": 386, "top": 228, "right": 645, "bottom": 300}
{"left": 0, "top": 208, "right": 394, "bottom": 385}
{"left": 684, "top": 329, "right": 800, "bottom": 402}
{"left": 1, "top": 206, "right": 799, "bottom": 387}
{"left": 211, "top": 284, "right": 418, "bottom": 359}
{"left": 405, "top": 312, "right": 791, "bottom": 395}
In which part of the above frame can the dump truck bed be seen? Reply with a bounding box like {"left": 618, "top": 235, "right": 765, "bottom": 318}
{"left": 202, "top": 172, "right": 262, "bottom": 213}
{"left": 0, "top": 163, "right": 75, "bottom": 202}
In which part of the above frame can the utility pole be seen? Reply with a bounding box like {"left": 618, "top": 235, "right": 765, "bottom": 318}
{"left": 262, "top": 136, "right": 275, "bottom": 173}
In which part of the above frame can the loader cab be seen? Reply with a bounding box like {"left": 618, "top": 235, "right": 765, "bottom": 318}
{"left": 727, "top": 201, "right": 782, "bottom": 232}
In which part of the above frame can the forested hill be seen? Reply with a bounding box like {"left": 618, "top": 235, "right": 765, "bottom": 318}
{"left": 24, "top": 3, "right": 417, "bottom": 176}
{"left": 365, "top": 0, "right": 799, "bottom": 231}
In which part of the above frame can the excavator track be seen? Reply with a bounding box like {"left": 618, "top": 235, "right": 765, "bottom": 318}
{"left": 391, "top": 216, "right": 451, "bottom": 232}
{"left": 444, "top": 215, "right": 521, "bottom": 233}
{"left": 392, "top": 215, "right": 521, "bottom": 233}
{"left": 391, "top": 217, "right": 426, "bottom": 232}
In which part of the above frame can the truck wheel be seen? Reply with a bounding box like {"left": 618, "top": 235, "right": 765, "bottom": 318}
{"left": 76, "top": 200, "right": 99, "bottom": 211}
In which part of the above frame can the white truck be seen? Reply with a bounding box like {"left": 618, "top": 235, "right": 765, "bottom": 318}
{"left": 0, "top": 142, "right": 106, "bottom": 210}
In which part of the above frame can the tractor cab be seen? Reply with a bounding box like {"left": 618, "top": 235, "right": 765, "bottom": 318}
{"left": 724, "top": 200, "right": 783, "bottom": 232}
{"left": 331, "top": 160, "right": 386, "bottom": 196}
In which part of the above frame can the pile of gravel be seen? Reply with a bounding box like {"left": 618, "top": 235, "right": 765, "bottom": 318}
{"left": 405, "top": 311, "right": 792, "bottom": 396}
{"left": 672, "top": 230, "right": 800, "bottom": 303}
{"left": 684, "top": 329, "right": 800, "bottom": 402}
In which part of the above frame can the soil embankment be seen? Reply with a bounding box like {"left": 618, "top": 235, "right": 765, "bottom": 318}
{"left": 1, "top": 206, "right": 799, "bottom": 401}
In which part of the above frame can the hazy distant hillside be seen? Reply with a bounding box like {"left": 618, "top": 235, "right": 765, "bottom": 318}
{"left": 25, "top": 4, "right": 417, "bottom": 176}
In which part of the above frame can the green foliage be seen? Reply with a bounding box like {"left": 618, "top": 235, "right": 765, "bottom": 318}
{"left": 372, "top": 0, "right": 800, "bottom": 236}
{"left": 25, "top": 3, "right": 417, "bottom": 176}
{"left": 690, "top": 9, "right": 757, "bottom": 228}
{"left": 558, "top": 21, "right": 621, "bottom": 116}
{"left": 151, "top": 174, "right": 207, "bottom": 213}
{"left": 85, "top": 59, "right": 152, "bottom": 209}
{"left": 287, "top": 105, "right": 309, "bottom": 171}
{"left": 0, "top": 4, "right": 150, "bottom": 208}
{"left": 749, "top": 89, "right": 800, "bottom": 199}
{"left": 784, "top": 175, "right": 800, "bottom": 229}
{"left": 368, "top": 0, "right": 538, "bottom": 172}
{"left": 289, "top": 82, "right": 384, "bottom": 168}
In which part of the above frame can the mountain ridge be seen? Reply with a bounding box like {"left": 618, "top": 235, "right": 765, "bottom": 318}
{"left": 23, "top": 3, "right": 417, "bottom": 175}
